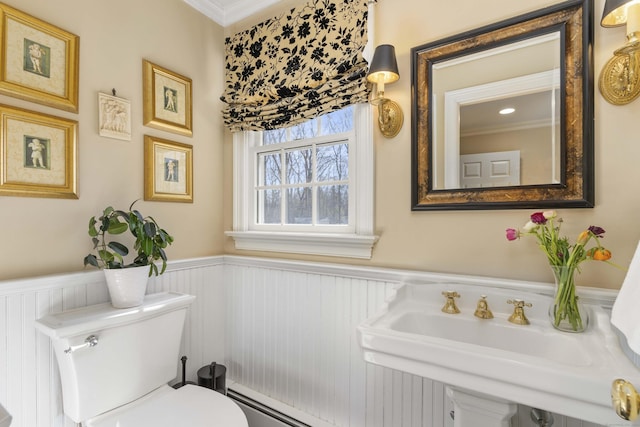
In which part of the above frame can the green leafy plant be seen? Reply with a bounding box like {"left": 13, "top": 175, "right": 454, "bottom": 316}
{"left": 83, "top": 200, "right": 174, "bottom": 276}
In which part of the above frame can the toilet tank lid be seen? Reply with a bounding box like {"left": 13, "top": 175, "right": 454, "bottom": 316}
{"left": 35, "top": 292, "right": 195, "bottom": 339}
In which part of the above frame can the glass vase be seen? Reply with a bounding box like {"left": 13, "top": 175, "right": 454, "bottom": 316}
{"left": 548, "top": 265, "right": 589, "bottom": 333}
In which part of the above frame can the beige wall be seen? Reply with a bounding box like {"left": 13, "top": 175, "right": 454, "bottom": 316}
{"left": 2, "top": 0, "right": 638, "bottom": 291}
{"left": 223, "top": 0, "right": 640, "bottom": 290}
{"left": 0, "top": 0, "right": 225, "bottom": 280}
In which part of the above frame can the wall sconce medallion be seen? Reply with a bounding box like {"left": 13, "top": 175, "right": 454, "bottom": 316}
{"left": 377, "top": 99, "right": 403, "bottom": 138}
{"left": 599, "top": 0, "right": 640, "bottom": 105}
{"left": 599, "top": 50, "right": 640, "bottom": 104}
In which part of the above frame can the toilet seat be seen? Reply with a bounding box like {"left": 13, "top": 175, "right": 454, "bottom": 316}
{"left": 84, "top": 385, "right": 248, "bottom": 427}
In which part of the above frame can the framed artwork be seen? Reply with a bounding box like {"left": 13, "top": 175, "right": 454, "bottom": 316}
{"left": 0, "top": 104, "right": 78, "bottom": 199}
{"left": 0, "top": 3, "right": 80, "bottom": 112}
{"left": 144, "top": 135, "right": 193, "bottom": 203}
{"left": 98, "top": 92, "right": 131, "bottom": 141}
{"left": 142, "top": 60, "right": 193, "bottom": 137}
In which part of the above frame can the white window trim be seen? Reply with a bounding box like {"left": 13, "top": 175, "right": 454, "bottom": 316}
{"left": 226, "top": 103, "right": 378, "bottom": 259}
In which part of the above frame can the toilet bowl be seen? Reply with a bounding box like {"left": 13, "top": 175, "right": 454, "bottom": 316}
{"left": 85, "top": 384, "right": 244, "bottom": 427}
{"left": 35, "top": 292, "right": 247, "bottom": 427}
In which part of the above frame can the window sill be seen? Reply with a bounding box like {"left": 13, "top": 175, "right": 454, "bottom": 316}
{"left": 225, "top": 231, "right": 379, "bottom": 259}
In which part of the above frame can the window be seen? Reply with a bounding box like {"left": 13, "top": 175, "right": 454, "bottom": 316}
{"left": 227, "top": 103, "right": 378, "bottom": 259}
{"left": 256, "top": 107, "right": 353, "bottom": 231}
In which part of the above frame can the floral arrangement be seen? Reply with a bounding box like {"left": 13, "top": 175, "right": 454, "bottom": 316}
{"left": 506, "top": 210, "right": 613, "bottom": 331}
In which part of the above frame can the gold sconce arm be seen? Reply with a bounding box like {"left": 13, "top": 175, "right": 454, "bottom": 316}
{"left": 612, "top": 378, "right": 640, "bottom": 421}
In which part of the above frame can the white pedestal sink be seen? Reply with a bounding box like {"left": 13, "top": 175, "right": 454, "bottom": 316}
{"left": 357, "top": 281, "right": 640, "bottom": 426}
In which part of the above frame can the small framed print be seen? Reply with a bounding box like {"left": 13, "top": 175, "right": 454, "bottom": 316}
{"left": 142, "top": 60, "right": 193, "bottom": 137}
{"left": 98, "top": 92, "right": 131, "bottom": 141}
{"left": 0, "top": 3, "right": 80, "bottom": 112}
{"left": 144, "top": 135, "right": 193, "bottom": 203}
{"left": 0, "top": 104, "right": 78, "bottom": 199}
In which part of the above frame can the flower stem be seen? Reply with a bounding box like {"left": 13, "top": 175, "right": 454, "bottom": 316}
{"left": 551, "top": 265, "right": 584, "bottom": 331}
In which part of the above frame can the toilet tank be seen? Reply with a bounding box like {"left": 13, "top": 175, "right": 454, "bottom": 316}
{"left": 35, "top": 292, "right": 195, "bottom": 423}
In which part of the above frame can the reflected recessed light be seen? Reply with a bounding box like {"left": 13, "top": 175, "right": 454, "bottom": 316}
{"left": 499, "top": 107, "right": 515, "bottom": 115}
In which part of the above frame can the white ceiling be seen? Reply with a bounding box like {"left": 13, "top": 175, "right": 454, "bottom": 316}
{"left": 460, "top": 90, "right": 559, "bottom": 136}
{"left": 183, "top": 0, "right": 283, "bottom": 26}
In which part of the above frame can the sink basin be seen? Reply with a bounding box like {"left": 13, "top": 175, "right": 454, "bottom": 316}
{"left": 357, "top": 281, "right": 640, "bottom": 425}
{"left": 390, "top": 311, "right": 592, "bottom": 366}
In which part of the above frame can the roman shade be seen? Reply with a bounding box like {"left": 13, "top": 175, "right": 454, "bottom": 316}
{"left": 220, "top": 0, "right": 372, "bottom": 132}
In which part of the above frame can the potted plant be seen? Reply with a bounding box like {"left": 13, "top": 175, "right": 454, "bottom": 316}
{"left": 83, "top": 200, "right": 174, "bottom": 308}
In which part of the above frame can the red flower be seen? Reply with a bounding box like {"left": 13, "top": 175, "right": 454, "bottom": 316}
{"left": 530, "top": 212, "right": 547, "bottom": 225}
{"left": 588, "top": 226, "right": 605, "bottom": 238}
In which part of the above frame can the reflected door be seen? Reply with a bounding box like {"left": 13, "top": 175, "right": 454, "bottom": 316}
{"left": 459, "top": 151, "right": 520, "bottom": 188}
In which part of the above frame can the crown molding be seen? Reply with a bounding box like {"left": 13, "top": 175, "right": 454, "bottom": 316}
{"left": 184, "top": 0, "right": 281, "bottom": 26}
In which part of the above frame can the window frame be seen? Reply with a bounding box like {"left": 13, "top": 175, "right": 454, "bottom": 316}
{"left": 226, "top": 103, "right": 378, "bottom": 259}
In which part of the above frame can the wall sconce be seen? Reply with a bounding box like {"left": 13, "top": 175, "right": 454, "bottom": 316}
{"left": 599, "top": 0, "right": 640, "bottom": 104}
{"left": 367, "top": 44, "right": 404, "bottom": 138}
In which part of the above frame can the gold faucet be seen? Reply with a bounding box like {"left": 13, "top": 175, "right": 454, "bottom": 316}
{"left": 441, "top": 291, "right": 460, "bottom": 314}
{"left": 507, "top": 299, "right": 532, "bottom": 325}
{"left": 612, "top": 378, "right": 640, "bottom": 421}
{"left": 474, "top": 295, "right": 493, "bottom": 319}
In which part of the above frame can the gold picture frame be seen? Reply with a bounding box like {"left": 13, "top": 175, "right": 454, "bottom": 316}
{"left": 144, "top": 135, "right": 192, "bottom": 203}
{"left": 0, "top": 104, "right": 78, "bottom": 199}
{"left": 142, "top": 60, "right": 193, "bottom": 137}
{"left": 0, "top": 3, "right": 80, "bottom": 112}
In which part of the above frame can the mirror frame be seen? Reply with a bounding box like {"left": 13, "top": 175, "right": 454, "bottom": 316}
{"left": 411, "top": 0, "right": 593, "bottom": 210}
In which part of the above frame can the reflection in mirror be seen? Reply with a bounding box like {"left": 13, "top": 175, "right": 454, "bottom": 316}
{"left": 411, "top": 0, "right": 593, "bottom": 210}
{"left": 432, "top": 33, "right": 561, "bottom": 190}
{"left": 458, "top": 88, "right": 561, "bottom": 189}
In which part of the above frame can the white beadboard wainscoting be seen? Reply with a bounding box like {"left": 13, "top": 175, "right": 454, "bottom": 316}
{"left": 0, "top": 255, "right": 619, "bottom": 427}
{"left": 0, "top": 258, "right": 227, "bottom": 427}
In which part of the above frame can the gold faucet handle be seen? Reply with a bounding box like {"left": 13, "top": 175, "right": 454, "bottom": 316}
{"left": 442, "top": 291, "right": 460, "bottom": 299}
{"left": 612, "top": 378, "right": 640, "bottom": 421}
{"left": 507, "top": 299, "right": 532, "bottom": 308}
{"left": 441, "top": 291, "right": 461, "bottom": 314}
{"left": 506, "top": 299, "right": 532, "bottom": 325}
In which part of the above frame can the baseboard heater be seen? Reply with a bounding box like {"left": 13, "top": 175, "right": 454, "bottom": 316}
{"left": 227, "top": 389, "right": 311, "bottom": 427}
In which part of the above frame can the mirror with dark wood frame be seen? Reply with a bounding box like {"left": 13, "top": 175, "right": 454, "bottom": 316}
{"left": 411, "top": 0, "right": 593, "bottom": 210}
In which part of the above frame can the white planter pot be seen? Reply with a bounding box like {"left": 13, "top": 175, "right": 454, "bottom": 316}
{"left": 103, "top": 266, "right": 150, "bottom": 308}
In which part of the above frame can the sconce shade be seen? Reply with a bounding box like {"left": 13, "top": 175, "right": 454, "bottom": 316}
{"left": 367, "top": 44, "right": 400, "bottom": 84}
{"left": 601, "top": 0, "right": 636, "bottom": 26}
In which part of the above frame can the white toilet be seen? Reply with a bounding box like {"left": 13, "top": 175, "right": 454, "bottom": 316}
{"left": 35, "top": 292, "right": 248, "bottom": 427}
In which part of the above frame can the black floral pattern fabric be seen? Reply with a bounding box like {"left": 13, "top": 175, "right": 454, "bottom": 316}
{"left": 221, "top": 0, "right": 371, "bottom": 132}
